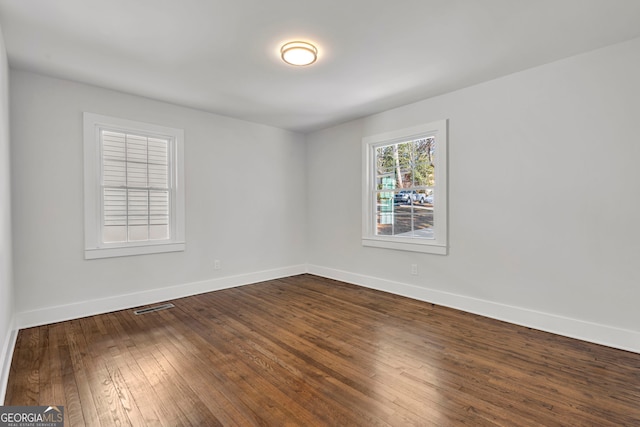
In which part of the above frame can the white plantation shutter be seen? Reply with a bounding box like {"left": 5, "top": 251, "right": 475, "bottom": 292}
{"left": 101, "top": 130, "right": 171, "bottom": 243}
{"left": 84, "top": 113, "right": 185, "bottom": 259}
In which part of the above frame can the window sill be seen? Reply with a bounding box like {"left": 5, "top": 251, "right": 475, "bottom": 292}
{"left": 362, "top": 237, "right": 447, "bottom": 255}
{"left": 84, "top": 242, "right": 185, "bottom": 260}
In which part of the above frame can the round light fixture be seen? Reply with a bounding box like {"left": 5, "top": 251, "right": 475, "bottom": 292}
{"left": 280, "top": 41, "right": 317, "bottom": 66}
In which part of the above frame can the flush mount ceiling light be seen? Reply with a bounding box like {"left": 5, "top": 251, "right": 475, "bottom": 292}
{"left": 280, "top": 41, "right": 318, "bottom": 66}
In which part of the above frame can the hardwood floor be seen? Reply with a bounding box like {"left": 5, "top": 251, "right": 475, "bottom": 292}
{"left": 5, "top": 274, "right": 640, "bottom": 426}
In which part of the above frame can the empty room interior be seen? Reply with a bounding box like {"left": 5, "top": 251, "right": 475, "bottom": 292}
{"left": 1, "top": 1, "right": 640, "bottom": 425}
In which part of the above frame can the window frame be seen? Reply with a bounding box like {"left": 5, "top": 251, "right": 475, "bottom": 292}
{"left": 83, "top": 113, "right": 185, "bottom": 259}
{"left": 362, "top": 119, "right": 448, "bottom": 255}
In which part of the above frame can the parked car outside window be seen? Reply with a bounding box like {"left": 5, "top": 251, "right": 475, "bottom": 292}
{"left": 394, "top": 190, "right": 425, "bottom": 204}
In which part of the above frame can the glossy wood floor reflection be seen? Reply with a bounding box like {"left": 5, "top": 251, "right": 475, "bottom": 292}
{"left": 6, "top": 275, "right": 640, "bottom": 426}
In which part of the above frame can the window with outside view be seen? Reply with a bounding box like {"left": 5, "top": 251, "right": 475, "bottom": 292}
{"left": 362, "top": 119, "right": 447, "bottom": 254}
{"left": 375, "top": 137, "right": 435, "bottom": 238}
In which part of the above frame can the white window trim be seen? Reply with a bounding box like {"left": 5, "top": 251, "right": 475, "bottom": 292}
{"left": 362, "top": 119, "right": 448, "bottom": 255}
{"left": 83, "top": 113, "right": 185, "bottom": 259}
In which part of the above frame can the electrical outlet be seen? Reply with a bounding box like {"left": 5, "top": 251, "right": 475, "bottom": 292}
{"left": 411, "top": 264, "right": 418, "bottom": 275}
{"left": 214, "top": 259, "right": 221, "bottom": 270}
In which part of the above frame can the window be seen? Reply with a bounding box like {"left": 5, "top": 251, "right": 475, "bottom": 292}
{"left": 362, "top": 119, "right": 448, "bottom": 254}
{"left": 83, "top": 113, "right": 185, "bottom": 259}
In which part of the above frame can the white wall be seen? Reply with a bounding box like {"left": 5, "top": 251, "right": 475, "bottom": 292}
{"left": 307, "top": 37, "right": 640, "bottom": 352}
{"left": 7, "top": 36, "right": 640, "bottom": 354}
{"left": 0, "top": 26, "right": 15, "bottom": 401}
{"left": 10, "top": 70, "right": 307, "bottom": 325}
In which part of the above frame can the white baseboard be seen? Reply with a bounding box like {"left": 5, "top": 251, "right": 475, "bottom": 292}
{"left": 307, "top": 264, "right": 640, "bottom": 354}
{"left": 11, "top": 263, "right": 640, "bottom": 356}
{"left": 0, "top": 320, "right": 17, "bottom": 404}
{"left": 15, "top": 264, "right": 307, "bottom": 329}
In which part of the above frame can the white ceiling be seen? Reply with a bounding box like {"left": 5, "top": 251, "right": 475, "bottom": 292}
{"left": 2, "top": 0, "right": 640, "bottom": 133}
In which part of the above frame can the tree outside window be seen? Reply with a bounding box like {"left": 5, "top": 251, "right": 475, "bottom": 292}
{"left": 362, "top": 119, "right": 447, "bottom": 254}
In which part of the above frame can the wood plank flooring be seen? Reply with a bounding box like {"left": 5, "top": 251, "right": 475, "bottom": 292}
{"left": 5, "top": 274, "right": 640, "bottom": 426}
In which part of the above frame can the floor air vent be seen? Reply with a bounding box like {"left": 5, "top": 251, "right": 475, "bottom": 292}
{"left": 133, "top": 303, "right": 175, "bottom": 315}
